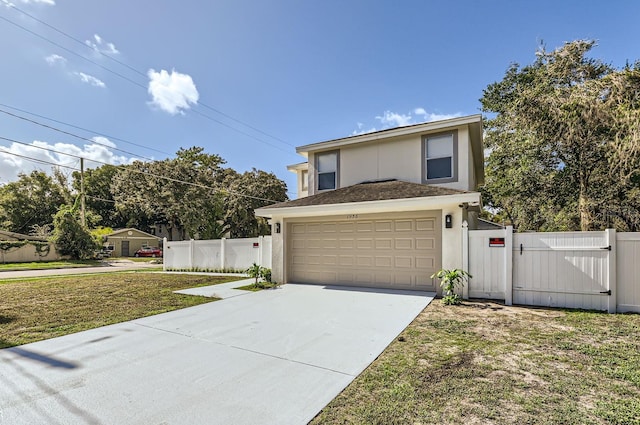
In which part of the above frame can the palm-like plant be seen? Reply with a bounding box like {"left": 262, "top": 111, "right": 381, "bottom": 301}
{"left": 431, "top": 269, "right": 471, "bottom": 305}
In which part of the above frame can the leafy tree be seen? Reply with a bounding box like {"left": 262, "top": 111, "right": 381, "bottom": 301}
{"left": 223, "top": 168, "right": 288, "bottom": 238}
{"left": 72, "top": 165, "right": 129, "bottom": 229}
{"left": 481, "top": 40, "right": 640, "bottom": 231}
{"left": 0, "top": 170, "right": 71, "bottom": 233}
{"left": 112, "top": 147, "right": 228, "bottom": 240}
{"left": 52, "top": 202, "right": 99, "bottom": 259}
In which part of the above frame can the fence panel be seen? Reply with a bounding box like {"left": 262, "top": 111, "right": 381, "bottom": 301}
{"left": 163, "top": 240, "right": 192, "bottom": 270}
{"left": 192, "top": 240, "right": 222, "bottom": 270}
{"left": 513, "top": 232, "right": 609, "bottom": 311}
{"left": 225, "top": 238, "right": 260, "bottom": 270}
{"left": 164, "top": 237, "right": 272, "bottom": 271}
{"left": 617, "top": 233, "right": 640, "bottom": 313}
{"left": 468, "top": 229, "right": 508, "bottom": 300}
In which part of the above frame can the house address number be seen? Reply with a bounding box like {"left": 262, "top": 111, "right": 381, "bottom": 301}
{"left": 346, "top": 214, "right": 359, "bottom": 219}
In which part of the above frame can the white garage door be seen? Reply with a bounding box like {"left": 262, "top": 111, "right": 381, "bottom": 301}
{"left": 287, "top": 212, "right": 441, "bottom": 291}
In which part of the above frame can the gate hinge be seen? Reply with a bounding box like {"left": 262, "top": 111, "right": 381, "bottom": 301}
{"left": 599, "top": 289, "right": 612, "bottom": 296}
{"left": 600, "top": 245, "right": 612, "bottom": 251}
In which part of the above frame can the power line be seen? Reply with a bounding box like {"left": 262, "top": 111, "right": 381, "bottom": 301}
{"left": 0, "top": 9, "right": 298, "bottom": 152}
{"left": 0, "top": 145, "right": 80, "bottom": 171}
{"left": 0, "top": 108, "right": 155, "bottom": 161}
{"left": 0, "top": 134, "right": 280, "bottom": 203}
{"left": 0, "top": 102, "right": 172, "bottom": 156}
{"left": 0, "top": 14, "right": 147, "bottom": 90}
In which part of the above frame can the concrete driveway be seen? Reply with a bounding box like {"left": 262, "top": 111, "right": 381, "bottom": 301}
{"left": 0, "top": 283, "right": 433, "bottom": 425}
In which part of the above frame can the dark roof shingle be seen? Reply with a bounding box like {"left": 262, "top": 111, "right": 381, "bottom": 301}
{"left": 267, "top": 179, "right": 469, "bottom": 209}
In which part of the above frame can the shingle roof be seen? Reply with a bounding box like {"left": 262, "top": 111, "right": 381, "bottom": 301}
{"left": 266, "top": 179, "right": 469, "bottom": 209}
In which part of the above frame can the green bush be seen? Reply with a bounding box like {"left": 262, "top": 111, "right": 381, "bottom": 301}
{"left": 431, "top": 268, "right": 471, "bottom": 305}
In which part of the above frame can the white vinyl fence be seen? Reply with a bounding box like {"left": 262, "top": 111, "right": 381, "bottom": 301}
{"left": 465, "top": 224, "right": 640, "bottom": 313}
{"left": 163, "top": 236, "right": 271, "bottom": 271}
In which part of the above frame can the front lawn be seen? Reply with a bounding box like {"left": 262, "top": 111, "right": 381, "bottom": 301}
{"left": 0, "top": 273, "right": 243, "bottom": 348}
{"left": 311, "top": 300, "right": 640, "bottom": 425}
{"left": 0, "top": 260, "right": 102, "bottom": 272}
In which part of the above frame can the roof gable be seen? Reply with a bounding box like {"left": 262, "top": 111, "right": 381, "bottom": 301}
{"left": 107, "top": 228, "right": 158, "bottom": 239}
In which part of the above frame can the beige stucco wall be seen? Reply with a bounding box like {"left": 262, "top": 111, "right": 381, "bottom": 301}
{"left": 306, "top": 124, "right": 476, "bottom": 194}
{"left": 0, "top": 243, "right": 63, "bottom": 263}
{"left": 106, "top": 231, "right": 161, "bottom": 257}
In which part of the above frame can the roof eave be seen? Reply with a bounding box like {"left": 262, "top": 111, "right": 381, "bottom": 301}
{"left": 296, "top": 114, "right": 482, "bottom": 154}
{"left": 255, "top": 191, "right": 481, "bottom": 218}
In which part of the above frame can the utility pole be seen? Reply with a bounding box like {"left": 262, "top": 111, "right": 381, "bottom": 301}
{"left": 80, "top": 157, "right": 86, "bottom": 227}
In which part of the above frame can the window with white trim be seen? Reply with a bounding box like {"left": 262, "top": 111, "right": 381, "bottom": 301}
{"left": 301, "top": 169, "right": 308, "bottom": 191}
{"left": 316, "top": 152, "right": 338, "bottom": 190}
{"left": 424, "top": 132, "right": 456, "bottom": 182}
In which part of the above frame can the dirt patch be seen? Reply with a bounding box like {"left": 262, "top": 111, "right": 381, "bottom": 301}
{"left": 311, "top": 299, "right": 640, "bottom": 425}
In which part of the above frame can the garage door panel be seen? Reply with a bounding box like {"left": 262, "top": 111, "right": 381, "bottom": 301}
{"left": 339, "top": 255, "right": 354, "bottom": 266}
{"left": 288, "top": 213, "right": 440, "bottom": 291}
{"left": 322, "top": 255, "right": 337, "bottom": 265}
{"left": 395, "top": 239, "right": 413, "bottom": 250}
{"left": 375, "top": 256, "right": 393, "bottom": 267}
{"left": 307, "top": 239, "right": 323, "bottom": 249}
{"left": 394, "top": 220, "right": 413, "bottom": 232}
{"left": 339, "top": 223, "right": 355, "bottom": 233}
{"left": 375, "top": 239, "right": 393, "bottom": 249}
{"left": 292, "top": 239, "right": 305, "bottom": 249}
{"left": 415, "top": 257, "right": 435, "bottom": 269}
{"left": 356, "top": 239, "right": 373, "bottom": 249}
{"left": 357, "top": 221, "right": 374, "bottom": 232}
{"left": 375, "top": 221, "right": 393, "bottom": 232}
{"left": 416, "top": 219, "right": 436, "bottom": 231}
{"left": 322, "top": 239, "right": 337, "bottom": 249}
{"left": 395, "top": 256, "right": 412, "bottom": 268}
{"left": 416, "top": 238, "right": 435, "bottom": 250}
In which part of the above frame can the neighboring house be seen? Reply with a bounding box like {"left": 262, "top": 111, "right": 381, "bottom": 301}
{"left": 256, "top": 114, "right": 484, "bottom": 293}
{"left": 104, "top": 228, "right": 161, "bottom": 257}
{"left": 0, "top": 230, "right": 47, "bottom": 242}
{"left": 0, "top": 230, "right": 62, "bottom": 262}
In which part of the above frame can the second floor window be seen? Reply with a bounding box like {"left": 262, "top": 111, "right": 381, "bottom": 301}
{"left": 301, "top": 169, "right": 308, "bottom": 191}
{"left": 425, "top": 133, "right": 456, "bottom": 182}
{"left": 317, "top": 152, "right": 337, "bottom": 190}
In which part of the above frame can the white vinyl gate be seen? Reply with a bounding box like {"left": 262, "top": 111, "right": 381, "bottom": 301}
{"left": 512, "top": 231, "right": 614, "bottom": 311}
{"left": 464, "top": 226, "right": 638, "bottom": 313}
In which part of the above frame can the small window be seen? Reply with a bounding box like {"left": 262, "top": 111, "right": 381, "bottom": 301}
{"left": 424, "top": 133, "right": 456, "bottom": 182}
{"left": 301, "top": 169, "right": 308, "bottom": 191}
{"left": 317, "top": 152, "right": 337, "bottom": 190}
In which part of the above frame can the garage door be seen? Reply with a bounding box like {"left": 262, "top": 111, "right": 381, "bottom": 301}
{"left": 287, "top": 212, "right": 441, "bottom": 291}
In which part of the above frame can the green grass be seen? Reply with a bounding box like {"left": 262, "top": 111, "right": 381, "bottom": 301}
{"left": 0, "top": 260, "right": 103, "bottom": 271}
{"left": 0, "top": 273, "right": 244, "bottom": 348}
{"left": 310, "top": 300, "right": 640, "bottom": 425}
{"left": 235, "top": 282, "right": 279, "bottom": 291}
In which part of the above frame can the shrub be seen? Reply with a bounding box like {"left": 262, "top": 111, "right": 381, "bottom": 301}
{"left": 431, "top": 268, "right": 471, "bottom": 305}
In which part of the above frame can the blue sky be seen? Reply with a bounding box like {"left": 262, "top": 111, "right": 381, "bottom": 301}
{"left": 1, "top": 0, "right": 639, "bottom": 197}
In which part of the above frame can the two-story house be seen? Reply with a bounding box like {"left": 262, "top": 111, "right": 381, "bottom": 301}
{"left": 255, "top": 114, "right": 484, "bottom": 293}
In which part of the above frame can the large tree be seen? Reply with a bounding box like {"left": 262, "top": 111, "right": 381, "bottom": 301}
{"left": 0, "top": 169, "right": 71, "bottom": 233}
{"left": 72, "top": 164, "right": 129, "bottom": 229}
{"left": 481, "top": 40, "right": 640, "bottom": 231}
{"left": 223, "top": 168, "right": 288, "bottom": 238}
{"left": 111, "top": 147, "right": 286, "bottom": 240}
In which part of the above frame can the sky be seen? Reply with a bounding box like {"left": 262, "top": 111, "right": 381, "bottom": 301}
{"left": 1, "top": 0, "right": 639, "bottom": 198}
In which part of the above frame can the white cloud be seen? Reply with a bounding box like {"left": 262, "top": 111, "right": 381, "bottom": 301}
{"left": 45, "top": 54, "right": 66, "bottom": 66}
{"left": 147, "top": 68, "right": 199, "bottom": 115}
{"left": 375, "top": 111, "right": 414, "bottom": 127}
{"left": 0, "top": 138, "right": 132, "bottom": 184}
{"left": 10, "top": 0, "right": 55, "bottom": 5}
{"left": 85, "top": 34, "right": 119, "bottom": 55}
{"left": 74, "top": 72, "right": 106, "bottom": 88}
{"left": 352, "top": 108, "right": 464, "bottom": 135}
